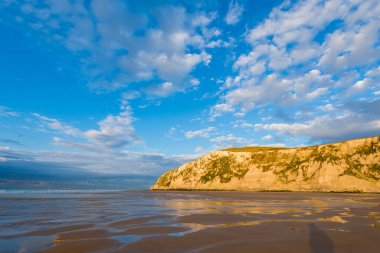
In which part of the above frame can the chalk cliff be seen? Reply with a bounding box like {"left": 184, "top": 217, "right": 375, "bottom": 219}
{"left": 151, "top": 136, "right": 380, "bottom": 192}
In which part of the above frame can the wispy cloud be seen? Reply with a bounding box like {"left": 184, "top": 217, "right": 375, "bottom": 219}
{"left": 0, "top": 145, "right": 197, "bottom": 176}
{"left": 225, "top": 1, "right": 244, "bottom": 25}
{"left": 0, "top": 105, "right": 18, "bottom": 117}
{"left": 33, "top": 100, "right": 140, "bottom": 148}
{"left": 185, "top": 127, "right": 215, "bottom": 139}
{"left": 210, "top": 133, "right": 249, "bottom": 149}
{"left": 0, "top": 138, "right": 23, "bottom": 146}
{"left": 32, "top": 113, "right": 83, "bottom": 137}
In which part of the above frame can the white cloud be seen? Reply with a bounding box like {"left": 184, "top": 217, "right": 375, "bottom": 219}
{"left": 144, "top": 77, "right": 201, "bottom": 97}
{"left": 233, "top": 0, "right": 379, "bottom": 89}
{"left": 210, "top": 0, "right": 380, "bottom": 147}
{"left": 305, "top": 87, "right": 328, "bottom": 100}
{"left": 32, "top": 113, "right": 83, "bottom": 137}
{"left": 0, "top": 145, "right": 196, "bottom": 175}
{"left": 122, "top": 91, "right": 140, "bottom": 101}
{"left": 255, "top": 109, "right": 380, "bottom": 142}
{"left": 185, "top": 127, "right": 215, "bottom": 139}
{"left": 206, "top": 39, "right": 231, "bottom": 48}
{"left": 232, "top": 120, "right": 254, "bottom": 129}
{"left": 246, "top": 0, "right": 350, "bottom": 44}
{"left": 267, "top": 143, "right": 286, "bottom": 148}
{"left": 225, "top": 1, "right": 244, "bottom": 25}
{"left": 190, "top": 78, "right": 200, "bottom": 86}
{"left": 319, "top": 20, "right": 380, "bottom": 72}
{"left": 33, "top": 101, "right": 139, "bottom": 148}
{"left": 210, "top": 133, "right": 248, "bottom": 148}
{"left": 11, "top": 1, "right": 219, "bottom": 95}
{"left": 145, "top": 82, "right": 175, "bottom": 97}
{"left": 367, "top": 66, "right": 380, "bottom": 77}
{"left": 223, "top": 74, "right": 292, "bottom": 111}
{"left": 220, "top": 66, "right": 334, "bottom": 116}
{"left": 195, "top": 146, "right": 204, "bottom": 153}
{"left": 84, "top": 110, "right": 139, "bottom": 148}
{"left": 262, "top": 135, "right": 273, "bottom": 141}
{"left": 84, "top": 100, "right": 140, "bottom": 148}
{"left": 213, "top": 103, "right": 234, "bottom": 112}
{"left": 0, "top": 106, "right": 18, "bottom": 117}
{"left": 165, "top": 127, "right": 179, "bottom": 140}
{"left": 317, "top": 103, "right": 336, "bottom": 112}
{"left": 343, "top": 65, "right": 380, "bottom": 96}
{"left": 210, "top": 103, "right": 235, "bottom": 120}
{"left": 4, "top": 0, "right": 380, "bottom": 151}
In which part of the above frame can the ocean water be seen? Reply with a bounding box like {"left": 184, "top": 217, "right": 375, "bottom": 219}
{"left": 0, "top": 189, "right": 124, "bottom": 198}
{"left": 0, "top": 190, "right": 379, "bottom": 253}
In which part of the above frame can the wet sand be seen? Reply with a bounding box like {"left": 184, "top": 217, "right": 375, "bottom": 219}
{"left": 0, "top": 190, "right": 379, "bottom": 252}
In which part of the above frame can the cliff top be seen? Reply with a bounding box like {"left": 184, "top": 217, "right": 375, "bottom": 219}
{"left": 220, "top": 136, "right": 379, "bottom": 153}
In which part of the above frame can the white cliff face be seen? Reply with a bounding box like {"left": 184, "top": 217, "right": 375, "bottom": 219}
{"left": 151, "top": 136, "right": 380, "bottom": 192}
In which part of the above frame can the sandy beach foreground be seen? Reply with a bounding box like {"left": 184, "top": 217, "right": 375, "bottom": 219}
{"left": 0, "top": 190, "right": 379, "bottom": 253}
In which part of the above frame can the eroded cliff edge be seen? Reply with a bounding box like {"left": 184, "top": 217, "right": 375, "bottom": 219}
{"left": 151, "top": 136, "right": 380, "bottom": 192}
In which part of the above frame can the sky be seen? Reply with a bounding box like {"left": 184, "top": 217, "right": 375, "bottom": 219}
{"left": 0, "top": 0, "right": 379, "bottom": 187}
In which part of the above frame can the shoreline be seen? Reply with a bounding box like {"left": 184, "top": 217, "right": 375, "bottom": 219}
{"left": 1, "top": 190, "right": 379, "bottom": 253}
{"left": 150, "top": 188, "right": 380, "bottom": 193}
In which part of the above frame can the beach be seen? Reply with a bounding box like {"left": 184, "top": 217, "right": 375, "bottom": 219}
{"left": 0, "top": 190, "right": 379, "bottom": 253}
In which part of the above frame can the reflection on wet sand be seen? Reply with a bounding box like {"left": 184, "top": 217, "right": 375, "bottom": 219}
{"left": 0, "top": 191, "right": 379, "bottom": 253}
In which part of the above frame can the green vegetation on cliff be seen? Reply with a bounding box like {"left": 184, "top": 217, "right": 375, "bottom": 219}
{"left": 199, "top": 154, "right": 249, "bottom": 183}
{"left": 152, "top": 136, "right": 380, "bottom": 191}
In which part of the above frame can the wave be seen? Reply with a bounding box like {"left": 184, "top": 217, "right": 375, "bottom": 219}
{"left": 0, "top": 189, "right": 125, "bottom": 198}
{"left": 0, "top": 189, "right": 125, "bottom": 195}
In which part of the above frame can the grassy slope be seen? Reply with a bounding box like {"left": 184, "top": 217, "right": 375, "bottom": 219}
{"left": 222, "top": 146, "right": 287, "bottom": 152}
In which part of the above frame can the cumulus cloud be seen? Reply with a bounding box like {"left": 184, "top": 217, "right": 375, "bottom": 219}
{"left": 84, "top": 111, "right": 139, "bottom": 148}
{"left": 210, "top": 0, "right": 380, "bottom": 143}
{"left": 8, "top": 0, "right": 219, "bottom": 96}
{"left": 344, "top": 65, "right": 380, "bottom": 96}
{"left": 220, "top": 0, "right": 380, "bottom": 109}
{"left": 214, "top": 69, "right": 333, "bottom": 117}
{"left": 319, "top": 17, "right": 380, "bottom": 72}
{"left": 225, "top": 1, "right": 244, "bottom": 25}
{"left": 255, "top": 99, "right": 380, "bottom": 142}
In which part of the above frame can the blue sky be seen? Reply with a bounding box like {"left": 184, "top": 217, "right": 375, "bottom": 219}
{"left": 0, "top": 0, "right": 379, "bottom": 181}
